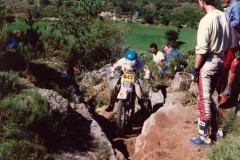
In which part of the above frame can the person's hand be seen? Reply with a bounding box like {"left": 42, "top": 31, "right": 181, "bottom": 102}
{"left": 191, "top": 68, "right": 199, "bottom": 83}
{"left": 144, "top": 74, "right": 150, "bottom": 80}
{"left": 110, "top": 72, "right": 114, "bottom": 79}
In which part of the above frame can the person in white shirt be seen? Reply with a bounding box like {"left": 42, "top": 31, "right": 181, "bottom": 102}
{"left": 149, "top": 43, "right": 167, "bottom": 76}
{"left": 190, "top": 0, "right": 236, "bottom": 146}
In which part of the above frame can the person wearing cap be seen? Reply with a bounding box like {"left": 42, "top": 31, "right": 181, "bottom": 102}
{"left": 106, "top": 50, "right": 150, "bottom": 112}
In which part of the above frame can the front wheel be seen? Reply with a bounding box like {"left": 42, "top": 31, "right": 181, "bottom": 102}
{"left": 116, "top": 100, "right": 125, "bottom": 137}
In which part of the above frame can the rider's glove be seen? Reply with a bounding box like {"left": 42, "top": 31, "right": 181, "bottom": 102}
{"left": 191, "top": 68, "right": 199, "bottom": 83}
{"left": 144, "top": 69, "right": 150, "bottom": 80}
{"left": 144, "top": 74, "right": 150, "bottom": 80}
{"left": 110, "top": 72, "right": 114, "bottom": 78}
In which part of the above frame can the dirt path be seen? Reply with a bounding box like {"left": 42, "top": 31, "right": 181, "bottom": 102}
{"left": 113, "top": 92, "right": 209, "bottom": 160}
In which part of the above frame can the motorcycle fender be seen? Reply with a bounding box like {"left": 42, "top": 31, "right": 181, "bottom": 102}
{"left": 117, "top": 89, "right": 128, "bottom": 99}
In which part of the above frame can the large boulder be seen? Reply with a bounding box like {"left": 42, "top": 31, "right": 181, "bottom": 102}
{"left": 188, "top": 82, "right": 198, "bottom": 97}
{"left": 170, "top": 72, "right": 192, "bottom": 91}
{"left": 38, "top": 88, "right": 124, "bottom": 160}
{"left": 132, "top": 92, "right": 207, "bottom": 160}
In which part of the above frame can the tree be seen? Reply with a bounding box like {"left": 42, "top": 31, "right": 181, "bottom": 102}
{"left": 164, "top": 29, "right": 179, "bottom": 43}
{"left": 49, "top": 0, "right": 129, "bottom": 69}
{"left": 0, "top": 0, "right": 5, "bottom": 30}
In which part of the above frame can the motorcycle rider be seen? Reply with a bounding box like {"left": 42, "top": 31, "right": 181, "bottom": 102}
{"left": 106, "top": 50, "right": 151, "bottom": 112}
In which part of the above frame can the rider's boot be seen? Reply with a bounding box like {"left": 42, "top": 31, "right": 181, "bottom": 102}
{"left": 190, "top": 119, "right": 211, "bottom": 146}
{"left": 219, "top": 73, "right": 235, "bottom": 97}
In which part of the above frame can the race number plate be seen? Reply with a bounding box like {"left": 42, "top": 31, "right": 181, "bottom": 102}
{"left": 122, "top": 74, "right": 134, "bottom": 82}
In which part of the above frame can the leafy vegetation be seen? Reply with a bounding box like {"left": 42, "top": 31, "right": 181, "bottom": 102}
{"left": 2, "top": 0, "right": 239, "bottom": 159}
{"left": 0, "top": 72, "right": 51, "bottom": 159}
{"left": 0, "top": 71, "right": 27, "bottom": 98}
{"left": 207, "top": 110, "right": 240, "bottom": 160}
{"left": 183, "top": 92, "right": 197, "bottom": 106}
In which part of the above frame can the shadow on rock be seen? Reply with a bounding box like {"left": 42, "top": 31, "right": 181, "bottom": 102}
{"left": 0, "top": 51, "right": 27, "bottom": 71}
{"left": 31, "top": 105, "right": 92, "bottom": 152}
{"left": 112, "top": 139, "right": 130, "bottom": 159}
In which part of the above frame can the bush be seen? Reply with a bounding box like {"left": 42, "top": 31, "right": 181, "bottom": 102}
{"left": 53, "top": 0, "right": 130, "bottom": 70}
{"left": 207, "top": 136, "right": 240, "bottom": 160}
{"left": 183, "top": 92, "right": 196, "bottom": 106}
{"left": 183, "top": 49, "right": 195, "bottom": 73}
{"left": 1, "top": 91, "right": 51, "bottom": 128}
{"left": 207, "top": 111, "right": 240, "bottom": 160}
{"left": 222, "top": 110, "right": 240, "bottom": 137}
{"left": 41, "top": 28, "right": 75, "bottom": 60}
{"left": 167, "top": 56, "right": 187, "bottom": 75}
{"left": 3, "top": 121, "right": 30, "bottom": 140}
{"left": 0, "top": 139, "right": 46, "bottom": 160}
{"left": 0, "top": 71, "right": 27, "bottom": 98}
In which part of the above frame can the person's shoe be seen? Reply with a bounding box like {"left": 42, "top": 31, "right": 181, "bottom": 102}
{"left": 216, "top": 130, "right": 223, "bottom": 140}
{"left": 190, "top": 137, "right": 210, "bottom": 146}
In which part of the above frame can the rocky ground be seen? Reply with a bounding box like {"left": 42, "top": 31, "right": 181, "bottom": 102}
{"left": 107, "top": 91, "right": 209, "bottom": 160}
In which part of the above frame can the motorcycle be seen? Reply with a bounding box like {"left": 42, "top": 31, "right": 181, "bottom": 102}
{"left": 116, "top": 73, "right": 136, "bottom": 137}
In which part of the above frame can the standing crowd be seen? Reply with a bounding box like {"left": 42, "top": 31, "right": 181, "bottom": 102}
{"left": 107, "top": 0, "right": 240, "bottom": 146}
{"left": 190, "top": 0, "right": 240, "bottom": 146}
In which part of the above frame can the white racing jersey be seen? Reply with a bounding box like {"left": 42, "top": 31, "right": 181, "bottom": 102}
{"left": 111, "top": 58, "right": 150, "bottom": 79}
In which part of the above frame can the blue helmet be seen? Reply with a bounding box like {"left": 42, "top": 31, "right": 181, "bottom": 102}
{"left": 125, "top": 50, "right": 138, "bottom": 61}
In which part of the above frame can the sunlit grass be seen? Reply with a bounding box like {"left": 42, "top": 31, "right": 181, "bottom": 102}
{"left": 126, "top": 23, "right": 197, "bottom": 55}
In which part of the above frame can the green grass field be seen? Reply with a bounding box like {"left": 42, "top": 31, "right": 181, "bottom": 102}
{"left": 10, "top": 21, "right": 197, "bottom": 55}
{"left": 9, "top": 21, "right": 53, "bottom": 32}
{"left": 126, "top": 23, "right": 197, "bottom": 55}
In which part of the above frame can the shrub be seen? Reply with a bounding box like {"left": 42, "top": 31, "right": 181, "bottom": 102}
{"left": 41, "top": 29, "right": 75, "bottom": 60}
{"left": 182, "top": 92, "right": 196, "bottom": 106}
{"left": 183, "top": 49, "right": 195, "bottom": 73}
{"left": 207, "top": 136, "right": 240, "bottom": 160}
{"left": 0, "top": 139, "right": 46, "bottom": 160}
{"left": 1, "top": 91, "right": 51, "bottom": 128}
{"left": 91, "top": 140, "right": 110, "bottom": 160}
{"left": 3, "top": 122, "right": 29, "bottom": 140}
{"left": 222, "top": 110, "right": 240, "bottom": 137}
{"left": 0, "top": 71, "right": 27, "bottom": 98}
{"left": 207, "top": 111, "right": 240, "bottom": 160}
{"left": 167, "top": 56, "right": 187, "bottom": 75}
{"left": 53, "top": 0, "right": 129, "bottom": 70}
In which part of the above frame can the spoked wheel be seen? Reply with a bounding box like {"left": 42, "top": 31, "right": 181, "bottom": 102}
{"left": 116, "top": 100, "right": 126, "bottom": 137}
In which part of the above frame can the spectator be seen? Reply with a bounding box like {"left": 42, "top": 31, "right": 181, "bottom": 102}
{"left": 219, "top": 54, "right": 240, "bottom": 109}
{"left": 163, "top": 43, "right": 182, "bottom": 63}
{"left": 149, "top": 43, "right": 167, "bottom": 76}
{"left": 218, "top": 0, "right": 240, "bottom": 108}
{"left": 217, "top": 0, "right": 240, "bottom": 132}
{"left": 190, "top": 0, "right": 234, "bottom": 146}
{"left": 223, "top": 0, "right": 240, "bottom": 34}
{"left": 7, "top": 30, "right": 22, "bottom": 52}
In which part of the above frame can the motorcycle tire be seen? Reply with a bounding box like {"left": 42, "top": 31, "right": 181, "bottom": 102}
{"left": 116, "top": 100, "right": 125, "bottom": 137}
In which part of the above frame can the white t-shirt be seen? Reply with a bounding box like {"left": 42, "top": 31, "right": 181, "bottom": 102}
{"left": 153, "top": 51, "right": 165, "bottom": 65}
{"left": 195, "top": 9, "right": 236, "bottom": 55}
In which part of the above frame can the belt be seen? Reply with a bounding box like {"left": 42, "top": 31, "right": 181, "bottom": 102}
{"left": 209, "top": 52, "right": 224, "bottom": 58}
